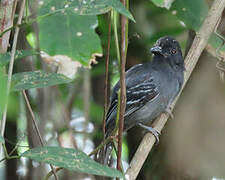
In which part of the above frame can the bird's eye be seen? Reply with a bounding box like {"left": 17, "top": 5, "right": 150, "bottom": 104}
{"left": 170, "top": 49, "right": 177, "bottom": 54}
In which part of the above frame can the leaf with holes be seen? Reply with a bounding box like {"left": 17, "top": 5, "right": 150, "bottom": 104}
{"left": 11, "top": 71, "right": 72, "bottom": 91}
{"left": 38, "top": 10, "right": 102, "bottom": 67}
{"left": 37, "top": 0, "right": 134, "bottom": 66}
{"left": 39, "top": 0, "right": 134, "bottom": 22}
{"left": 21, "top": 146, "right": 124, "bottom": 178}
{"left": 150, "top": 0, "right": 175, "bottom": 9}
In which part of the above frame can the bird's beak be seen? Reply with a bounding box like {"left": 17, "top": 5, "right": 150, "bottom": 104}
{"left": 150, "top": 46, "right": 162, "bottom": 55}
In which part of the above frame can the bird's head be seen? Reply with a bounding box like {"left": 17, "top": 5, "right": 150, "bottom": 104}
{"left": 151, "top": 36, "right": 185, "bottom": 71}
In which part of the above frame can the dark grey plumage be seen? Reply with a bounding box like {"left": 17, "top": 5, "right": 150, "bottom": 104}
{"left": 103, "top": 36, "right": 185, "bottom": 164}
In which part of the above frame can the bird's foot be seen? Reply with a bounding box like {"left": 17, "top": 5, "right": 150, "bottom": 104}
{"left": 138, "top": 123, "right": 160, "bottom": 145}
{"left": 165, "top": 107, "right": 174, "bottom": 120}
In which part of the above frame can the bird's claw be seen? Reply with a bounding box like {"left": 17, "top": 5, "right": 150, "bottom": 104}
{"left": 138, "top": 123, "right": 160, "bottom": 145}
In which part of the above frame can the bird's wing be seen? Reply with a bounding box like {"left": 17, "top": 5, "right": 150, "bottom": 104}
{"left": 106, "top": 63, "right": 159, "bottom": 131}
{"left": 125, "top": 77, "right": 159, "bottom": 117}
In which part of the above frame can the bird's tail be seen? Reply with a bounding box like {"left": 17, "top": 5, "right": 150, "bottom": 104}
{"left": 97, "top": 118, "right": 115, "bottom": 165}
{"left": 98, "top": 140, "right": 113, "bottom": 165}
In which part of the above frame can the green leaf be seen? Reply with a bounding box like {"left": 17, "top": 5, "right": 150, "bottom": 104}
{"left": 21, "top": 146, "right": 124, "bottom": 178}
{"left": 151, "top": 0, "right": 175, "bottom": 9}
{"left": 0, "top": 135, "right": 4, "bottom": 144}
{"left": 0, "top": 50, "right": 39, "bottom": 67}
{"left": 11, "top": 71, "right": 72, "bottom": 91}
{"left": 170, "top": 0, "right": 208, "bottom": 31}
{"left": 170, "top": 0, "right": 225, "bottom": 51}
{"left": 37, "top": 0, "right": 134, "bottom": 66}
{"left": 39, "top": 0, "right": 134, "bottom": 22}
{"left": 39, "top": 11, "right": 102, "bottom": 66}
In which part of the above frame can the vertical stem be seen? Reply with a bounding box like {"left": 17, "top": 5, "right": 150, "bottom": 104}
{"left": 113, "top": 10, "right": 121, "bottom": 63}
{"left": 103, "top": 12, "right": 112, "bottom": 137}
{"left": 1, "top": 0, "right": 26, "bottom": 137}
{"left": 22, "top": 91, "right": 45, "bottom": 145}
{"left": 117, "top": 0, "right": 128, "bottom": 177}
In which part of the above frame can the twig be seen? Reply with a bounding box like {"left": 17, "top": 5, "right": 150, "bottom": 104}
{"left": 103, "top": 12, "right": 112, "bottom": 137}
{"left": 1, "top": 0, "right": 26, "bottom": 137}
{"left": 117, "top": 0, "right": 128, "bottom": 178}
{"left": 22, "top": 91, "right": 59, "bottom": 180}
{"left": 88, "top": 135, "right": 114, "bottom": 157}
{"left": 0, "top": 144, "right": 19, "bottom": 163}
{"left": 41, "top": 167, "right": 63, "bottom": 180}
{"left": 125, "top": 0, "right": 225, "bottom": 179}
{"left": 23, "top": 91, "right": 44, "bottom": 145}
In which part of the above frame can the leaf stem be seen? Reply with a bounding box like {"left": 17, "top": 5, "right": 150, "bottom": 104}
{"left": 103, "top": 12, "right": 112, "bottom": 137}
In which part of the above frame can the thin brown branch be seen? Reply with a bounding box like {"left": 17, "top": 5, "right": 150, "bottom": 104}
{"left": 22, "top": 91, "right": 59, "bottom": 180}
{"left": 103, "top": 12, "right": 112, "bottom": 137}
{"left": 1, "top": 0, "right": 25, "bottom": 137}
{"left": 125, "top": 0, "right": 225, "bottom": 179}
{"left": 23, "top": 91, "right": 44, "bottom": 145}
{"left": 117, "top": 0, "right": 128, "bottom": 177}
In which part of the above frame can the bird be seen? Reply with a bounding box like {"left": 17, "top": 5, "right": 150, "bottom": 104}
{"left": 102, "top": 36, "right": 185, "bottom": 165}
